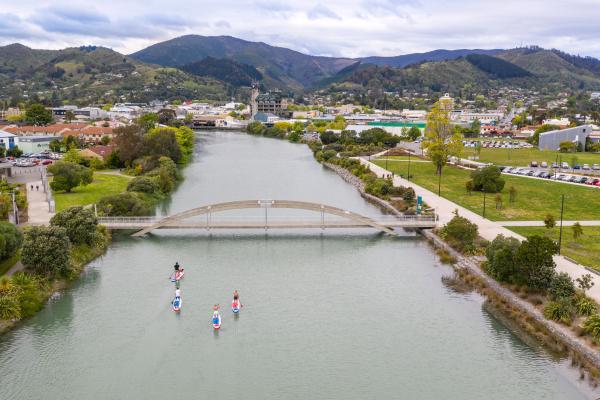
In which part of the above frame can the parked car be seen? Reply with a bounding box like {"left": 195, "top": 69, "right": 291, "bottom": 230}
{"left": 587, "top": 179, "right": 600, "bottom": 186}
{"left": 41, "top": 160, "right": 53, "bottom": 165}
{"left": 561, "top": 162, "right": 570, "bottom": 169}
{"left": 574, "top": 164, "right": 581, "bottom": 170}
{"left": 593, "top": 164, "right": 600, "bottom": 171}
{"left": 583, "top": 164, "right": 590, "bottom": 170}
{"left": 540, "top": 161, "right": 548, "bottom": 168}
{"left": 552, "top": 162, "right": 559, "bottom": 168}
{"left": 540, "top": 172, "right": 550, "bottom": 179}
{"left": 530, "top": 161, "right": 538, "bottom": 168}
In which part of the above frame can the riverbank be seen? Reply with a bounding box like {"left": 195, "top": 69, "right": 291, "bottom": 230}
{"left": 423, "top": 228, "right": 600, "bottom": 382}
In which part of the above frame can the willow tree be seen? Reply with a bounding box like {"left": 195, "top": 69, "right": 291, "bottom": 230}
{"left": 423, "top": 101, "right": 463, "bottom": 176}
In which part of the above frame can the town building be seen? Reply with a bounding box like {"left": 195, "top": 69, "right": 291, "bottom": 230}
{"left": 17, "top": 136, "right": 55, "bottom": 153}
{"left": 449, "top": 110, "right": 504, "bottom": 123}
{"left": 0, "top": 130, "right": 18, "bottom": 150}
{"left": 439, "top": 93, "right": 455, "bottom": 111}
{"left": 79, "top": 145, "right": 116, "bottom": 161}
{"left": 538, "top": 125, "right": 592, "bottom": 150}
{"left": 252, "top": 92, "right": 290, "bottom": 119}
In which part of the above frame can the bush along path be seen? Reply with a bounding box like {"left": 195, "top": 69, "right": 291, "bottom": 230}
{"left": 425, "top": 214, "right": 600, "bottom": 381}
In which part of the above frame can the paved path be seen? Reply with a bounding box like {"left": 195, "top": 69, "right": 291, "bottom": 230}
{"left": 499, "top": 220, "right": 600, "bottom": 227}
{"left": 24, "top": 180, "right": 53, "bottom": 225}
{"left": 360, "top": 157, "right": 600, "bottom": 303}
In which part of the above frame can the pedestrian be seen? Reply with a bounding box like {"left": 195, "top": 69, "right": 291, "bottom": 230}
{"left": 36, "top": 185, "right": 39, "bottom": 191}
{"left": 30, "top": 184, "right": 33, "bottom": 191}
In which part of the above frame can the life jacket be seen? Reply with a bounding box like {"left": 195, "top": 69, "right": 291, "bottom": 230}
{"left": 232, "top": 300, "right": 239, "bottom": 308}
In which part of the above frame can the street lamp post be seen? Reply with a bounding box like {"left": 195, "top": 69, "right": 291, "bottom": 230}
{"left": 558, "top": 194, "right": 565, "bottom": 255}
{"left": 482, "top": 189, "right": 487, "bottom": 218}
{"left": 437, "top": 169, "right": 442, "bottom": 197}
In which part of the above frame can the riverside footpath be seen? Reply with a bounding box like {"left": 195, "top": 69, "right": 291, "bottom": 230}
{"left": 359, "top": 157, "right": 600, "bottom": 304}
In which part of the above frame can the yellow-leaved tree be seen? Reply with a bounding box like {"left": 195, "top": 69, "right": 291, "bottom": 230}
{"left": 423, "top": 101, "right": 463, "bottom": 176}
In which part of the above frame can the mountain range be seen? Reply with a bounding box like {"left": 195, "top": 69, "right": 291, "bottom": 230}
{"left": 2, "top": 35, "right": 600, "bottom": 106}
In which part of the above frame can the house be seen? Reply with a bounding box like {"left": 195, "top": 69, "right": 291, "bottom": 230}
{"left": 0, "top": 130, "right": 18, "bottom": 149}
{"left": 79, "top": 145, "right": 115, "bottom": 161}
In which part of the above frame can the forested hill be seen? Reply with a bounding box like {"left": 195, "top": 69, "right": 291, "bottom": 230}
{"left": 179, "top": 57, "right": 263, "bottom": 87}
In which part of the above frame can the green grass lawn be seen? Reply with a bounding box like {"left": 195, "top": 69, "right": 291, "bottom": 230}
{"left": 374, "top": 158, "right": 600, "bottom": 221}
{"left": 53, "top": 173, "right": 130, "bottom": 211}
{"left": 462, "top": 147, "right": 600, "bottom": 167}
{"left": 509, "top": 226, "right": 600, "bottom": 272}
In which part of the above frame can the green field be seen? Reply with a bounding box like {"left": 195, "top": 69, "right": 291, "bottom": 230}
{"left": 53, "top": 173, "right": 130, "bottom": 211}
{"left": 374, "top": 157, "right": 600, "bottom": 221}
{"left": 509, "top": 226, "right": 600, "bottom": 272}
{"left": 462, "top": 147, "right": 600, "bottom": 168}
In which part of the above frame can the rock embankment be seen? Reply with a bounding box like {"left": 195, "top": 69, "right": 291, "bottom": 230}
{"left": 323, "top": 162, "right": 403, "bottom": 216}
{"left": 422, "top": 229, "right": 600, "bottom": 372}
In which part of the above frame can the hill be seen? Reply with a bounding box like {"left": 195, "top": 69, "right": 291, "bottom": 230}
{"left": 359, "top": 48, "right": 502, "bottom": 68}
{"left": 465, "top": 54, "right": 532, "bottom": 78}
{"left": 0, "top": 45, "right": 230, "bottom": 105}
{"left": 179, "top": 57, "right": 263, "bottom": 87}
{"left": 130, "top": 35, "right": 356, "bottom": 90}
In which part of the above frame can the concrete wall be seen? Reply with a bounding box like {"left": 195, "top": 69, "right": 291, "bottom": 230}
{"left": 538, "top": 125, "right": 592, "bottom": 150}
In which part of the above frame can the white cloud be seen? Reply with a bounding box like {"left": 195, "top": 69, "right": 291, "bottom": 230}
{"left": 0, "top": 0, "right": 599, "bottom": 58}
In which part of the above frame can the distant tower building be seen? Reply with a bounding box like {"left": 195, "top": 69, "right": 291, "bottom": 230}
{"left": 439, "top": 93, "right": 455, "bottom": 111}
{"left": 250, "top": 82, "right": 259, "bottom": 119}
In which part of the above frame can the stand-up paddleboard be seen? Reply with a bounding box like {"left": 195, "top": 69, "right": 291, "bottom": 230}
{"left": 170, "top": 269, "right": 185, "bottom": 283}
{"left": 172, "top": 296, "right": 182, "bottom": 312}
{"left": 212, "top": 312, "right": 221, "bottom": 329}
{"left": 232, "top": 300, "right": 240, "bottom": 314}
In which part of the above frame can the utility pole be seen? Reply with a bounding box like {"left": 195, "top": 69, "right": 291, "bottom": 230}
{"left": 437, "top": 169, "right": 442, "bottom": 197}
{"left": 558, "top": 194, "right": 565, "bottom": 255}
{"left": 482, "top": 189, "right": 487, "bottom": 218}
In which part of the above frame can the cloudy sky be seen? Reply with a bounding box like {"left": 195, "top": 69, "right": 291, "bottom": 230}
{"left": 2, "top": 0, "right": 600, "bottom": 58}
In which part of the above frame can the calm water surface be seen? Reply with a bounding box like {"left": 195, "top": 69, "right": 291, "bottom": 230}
{"left": 0, "top": 132, "right": 596, "bottom": 399}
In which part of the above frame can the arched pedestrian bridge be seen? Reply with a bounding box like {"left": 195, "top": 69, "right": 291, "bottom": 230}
{"left": 97, "top": 200, "right": 438, "bottom": 236}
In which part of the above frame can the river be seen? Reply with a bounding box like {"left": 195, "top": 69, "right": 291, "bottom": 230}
{"left": 0, "top": 131, "right": 596, "bottom": 399}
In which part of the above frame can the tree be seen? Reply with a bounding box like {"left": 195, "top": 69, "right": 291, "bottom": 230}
{"left": 559, "top": 141, "right": 576, "bottom": 153}
{"left": 143, "top": 128, "right": 182, "bottom": 164}
{"left": 113, "top": 125, "right": 144, "bottom": 166}
{"left": 97, "top": 192, "right": 153, "bottom": 216}
{"left": 423, "top": 102, "right": 463, "bottom": 175}
{"left": 494, "top": 193, "right": 503, "bottom": 209}
{"left": 516, "top": 235, "right": 559, "bottom": 291}
{"left": 49, "top": 139, "right": 62, "bottom": 153}
{"left": 6, "top": 146, "right": 23, "bottom": 158}
{"left": 0, "top": 221, "right": 23, "bottom": 260}
{"left": 64, "top": 110, "right": 75, "bottom": 123}
{"left": 440, "top": 215, "right": 478, "bottom": 253}
{"left": 21, "top": 226, "right": 71, "bottom": 275}
{"left": 106, "top": 150, "right": 122, "bottom": 169}
{"left": 100, "top": 135, "right": 111, "bottom": 146}
{"left": 63, "top": 148, "right": 82, "bottom": 164}
{"left": 24, "top": 103, "right": 52, "bottom": 125}
{"left": 127, "top": 176, "right": 159, "bottom": 194}
{"left": 544, "top": 214, "right": 556, "bottom": 229}
{"left": 320, "top": 131, "right": 338, "bottom": 145}
{"left": 549, "top": 272, "right": 576, "bottom": 300}
{"left": 246, "top": 121, "right": 265, "bottom": 135}
{"left": 138, "top": 113, "right": 158, "bottom": 132}
{"left": 485, "top": 234, "right": 520, "bottom": 282}
{"left": 407, "top": 126, "right": 421, "bottom": 141}
{"left": 48, "top": 161, "right": 93, "bottom": 193}
{"left": 157, "top": 109, "right": 177, "bottom": 125}
{"left": 0, "top": 146, "right": 5, "bottom": 159}
{"left": 572, "top": 222, "right": 583, "bottom": 240}
{"left": 471, "top": 165, "right": 505, "bottom": 193}
{"left": 509, "top": 186, "right": 517, "bottom": 204}
{"left": 465, "top": 180, "right": 474, "bottom": 195}
{"left": 50, "top": 206, "right": 98, "bottom": 245}
{"left": 173, "top": 126, "right": 194, "bottom": 164}
{"left": 529, "top": 124, "right": 559, "bottom": 145}
{"left": 576, "top": 274, "right": 594, "bottom": 293}
{"left": 469, "top": 119, "right": 481, "bottom": 136}
{"left": 62, "top": 135, "right": 81, "bottom": 150}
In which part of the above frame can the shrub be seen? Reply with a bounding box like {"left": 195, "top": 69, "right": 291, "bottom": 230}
{"left": 485, "top": 234, "right": 520, "bottom": 282}
{"left": 516, "top": 235, "right": 558, "bottom": 291}
{"left": 440, "top": 215, "right": 478, "bottom": 253}
{"left": 97, "top": 192, "right": 153, "bottom": 217}
{"left": 576, "top": 274, "right": 595, "bottom": 293}
{"left": 548, "top": 272, "right": 576, "bottom": 300}
{"left": 11, "top": 272, "right": 45, "bottom": 318}
{"left": 48, "top": 161, "right": 93, "bottom": 193}
{"left": 321, "top": 149, "right": 337, "bottom": 161}
{"left": 544, "top": 214, "right": 556, "bottom": 229}
{"left": 465, "top": 180, "right": 473, "bottom": 195}
{"left": 576, "top": 296, "right": 598, "bottom": 317}
{"left": 127, "top": 176, "right": 160, "bottom": 194}
{"left": 319, "top": 131, "right": 338, "bottom": 145}
{"left": 21, "top": 226, "right": 71, "bottom": 275}
{"left": 471, "top": 165, "right": 505, "bottom": 193}
{"left": 583, "top": 313, "right": 600, "bottom": 341}
{"left": 402, "top": 187, "right": 415, "bottom": 202}
{"left": 50, "top": 206, "right": 98, "bottom": 245}
{"left": 0, "top": 221, "right": 23, "bottom": 261}
{"left": 543, "top": 298, "right": 575, "bottom": 324}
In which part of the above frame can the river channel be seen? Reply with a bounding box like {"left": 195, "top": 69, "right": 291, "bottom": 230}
{"left": 0, "top": 131, "right": 597, "bottom": 399}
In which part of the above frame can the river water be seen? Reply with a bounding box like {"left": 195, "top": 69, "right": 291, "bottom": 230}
{"left": 0, "top": 131, "right": 597, "bottom": 399}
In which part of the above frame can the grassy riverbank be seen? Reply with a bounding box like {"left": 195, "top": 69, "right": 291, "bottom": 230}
{"left": 509, "top": 226, "right": 600, "bottom": 272}
{"left": 54, "top": 172, "right": 131, "bottom": 211}
{"left": 373, "top": 156, "right": 600, "bottom": 221}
